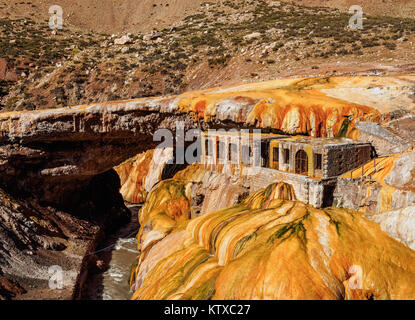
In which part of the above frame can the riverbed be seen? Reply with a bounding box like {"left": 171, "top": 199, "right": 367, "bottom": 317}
{"left": 82, "top": 205, "right": 140, "bottom": 300}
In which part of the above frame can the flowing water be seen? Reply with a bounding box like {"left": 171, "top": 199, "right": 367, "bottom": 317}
{"left": 82, "top": 205, "right": 140, "bottom": 300}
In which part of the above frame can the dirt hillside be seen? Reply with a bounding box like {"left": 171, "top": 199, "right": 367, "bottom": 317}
{"left": 291, "top": 0, "right": 415, "bottom": 19}
{"left": 1, "top": 0, "right": 414, "bottom": 34}
{"left": 1, "top": 0, "right": 415, "bottom": 112}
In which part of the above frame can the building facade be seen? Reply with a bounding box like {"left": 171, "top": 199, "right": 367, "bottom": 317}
{"left": 272, "top": 137, "right": 373, "bottom": 179}
{"left": 200, "top": 131, "right": 373, "bottom": 208}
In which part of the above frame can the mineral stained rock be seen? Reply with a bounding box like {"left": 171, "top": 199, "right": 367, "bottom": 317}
{"left": 115, "top": 148, "right": 175, "bottom": 204}
{"left": 0, "top": 73, "right": 414, "bottom": 299}
{"left": 384, "top": 148, "right": 415, "bottom": 192}
{"left": 1, "top": 74, "right": 413, "bottom": 204}
{"left": 115, "top": 150, "right": 155, "bottom": 204}
{"left": 130, "top": 182, "right": 415, "bottom": 300}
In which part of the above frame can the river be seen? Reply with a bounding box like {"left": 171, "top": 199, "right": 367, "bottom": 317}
{"left": 82, "top": 205, "right": 140, "bottom": 300}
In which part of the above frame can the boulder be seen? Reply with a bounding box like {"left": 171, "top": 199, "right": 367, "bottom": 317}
{"left": 384, "top": 149, "right": 415, "bottom": 191}
{"left": 244, "top": 32, "right": 261, "bottom": 40}
{"left": 114, "top": 35, "right": 132, "bottom": 45}
{"left": 0, "top": 58, "right": 18, "bottom": 82}
{"left": 143, "top": 33, "right": 162, "bottom": 41}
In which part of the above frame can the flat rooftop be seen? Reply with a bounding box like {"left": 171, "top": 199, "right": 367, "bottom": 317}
{"left": 280, "top": 137, "right": 370, "bottom": 146}
{"left": 201, "top": 131, "right": 288, "bottom": 139}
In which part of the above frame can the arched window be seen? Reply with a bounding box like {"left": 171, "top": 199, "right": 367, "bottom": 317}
{"left": 295, "top": 150, "right": 308, "bottom": 175}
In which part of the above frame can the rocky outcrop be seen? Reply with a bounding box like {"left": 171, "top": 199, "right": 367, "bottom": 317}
{"left": 0, "top": 102, "right": 197, "bottom": 207}
{"left": 144, "top": 147, "right": 175, "bottom": 192}
{"left": 115, "top": 150, "right": 155, "bottom": 204}
{"left": 367, "top": 206, "right": 415, "bottom": 251}
{"left": 0, "top": 170, "right": 130, "bottom": 300}
{"left": 334, "top": 149, "right": 415, "bottom": 214}
{"left": 1, "top": 74, "right": 413, "bottom": 203}
{"left": 130, "top": 182, "right": 415, "bottom": 300}
{"left": 173, "top": 164, "right": 251, "bottom": 217}
{"left": 0, "top": 73, "right": 414, "bottom": 299}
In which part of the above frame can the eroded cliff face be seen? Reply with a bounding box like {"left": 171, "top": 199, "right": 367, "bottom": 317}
{"left": 0, "top": 74, "right": 412, "bottom": 204}
{"left": 115, "top": 148, "right": 176, "bottom": 204}
{"left": 115, "top": 150, "right": 155, "bottom": 204}
{"left": 130, "top": 181, "right": 415, "bottom": 300}
{"left": 0, "top": 170, "right": 130, "bottom": 300}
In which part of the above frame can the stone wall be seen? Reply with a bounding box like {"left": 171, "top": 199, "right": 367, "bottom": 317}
{"left": 276, "top": 139, "right": 372, "bottom": 179}
{"left": 201, "top": 163, "right": 326, "bottom": 207}
{"left": 355, "top": 121, "right": 411, "bottom": 155}
{"left": 325, "top": 143, "right": 372, "bottom": 178}
{"left": 242, "top": 167, "right": 336, "bottom": 208}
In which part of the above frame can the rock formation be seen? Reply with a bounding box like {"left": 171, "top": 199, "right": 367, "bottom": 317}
{"left": 368, "top": 205, "right": 415, "bottom": 251}
{"left": 115, "top": 148, "right": 175, "bottom": 204}
{"left": 1, "top": 74, "right": 413, "bottom": 203}
{"left": 130, "top": 181, "right": 415, "bottom": 300}
{"left": 115, "top": 150, "right": 155, "bottom": 204}
{"left": 0, "top": 73, "right": 414, "bottom": 299}
{"left": 334, "top": 148, "right": 415, "bottom": 214}
{"left": 0, "top": 170, "right": 130, "bottom": 299}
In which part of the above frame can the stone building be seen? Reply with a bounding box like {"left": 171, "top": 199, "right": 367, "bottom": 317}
{"left": 200, "top": 131, "right": 373, "bottom": 208}
{"left": 201, "top": 130, "right": 288, "bottom": 169}
{"left": 273, "top": 137, "right": 373, "bottom": 179}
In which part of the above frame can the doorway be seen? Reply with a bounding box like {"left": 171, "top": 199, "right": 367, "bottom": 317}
{"left": 295, "top": 150, "right": 308, "bottom": 175}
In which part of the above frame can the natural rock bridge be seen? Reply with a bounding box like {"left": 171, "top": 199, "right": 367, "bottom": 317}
{"left": 0, "top": 98, "right": 200, "bottom": 205}
{"left": 0, "top": 74, "right": 414, "bottom": 207}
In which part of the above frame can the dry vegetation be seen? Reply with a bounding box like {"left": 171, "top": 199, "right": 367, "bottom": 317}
{"left": 1, "top": 0, "right": 415, "bottom": 111}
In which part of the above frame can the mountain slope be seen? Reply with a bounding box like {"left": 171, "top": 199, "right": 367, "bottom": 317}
{"left": 1, "top": 0, "right": 415, "bottom": 112}
{"left": 2, "top": 0, "right": 415, "bottom": 35}
{"left": 289, "top": 0, "right": 415, "bottom": 19}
